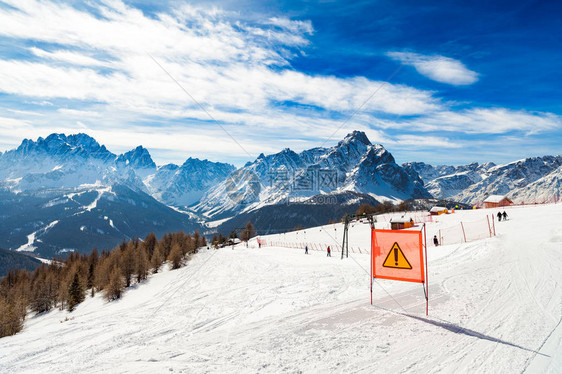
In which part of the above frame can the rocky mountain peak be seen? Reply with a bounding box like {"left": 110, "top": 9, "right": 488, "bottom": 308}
{"left": 117, "top": 146, "right": 156, "bottom": 170}
{"left": 338, "top": 131, "right": 371, "bottom": 147}
{"left": 14, "top": 133, "right": 113, "bottom": 161}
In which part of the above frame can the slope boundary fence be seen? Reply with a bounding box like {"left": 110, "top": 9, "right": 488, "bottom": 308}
{"left": 438, "top": 214, "right": 495, "bottom": 246}
{"left": 266, "top": 241, "right": 368, "bottom": 254}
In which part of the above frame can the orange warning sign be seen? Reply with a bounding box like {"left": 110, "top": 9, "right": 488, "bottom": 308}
{"left": 382, "top": 242, "right": 412, "bottom": 269}
{"left": 372, "top": 229, "right": 425, "bottom": 283}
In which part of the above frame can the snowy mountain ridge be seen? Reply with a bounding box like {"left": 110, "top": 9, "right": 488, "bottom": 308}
{"left": 1, "top": 131, "right": 560, "bottom": 257}
{"left": 403, "top": 156, "right": 562, "bottom": 203}
{"left": 0, "top": 133, "right": 229, "bottom": 257}
{"left": 0, "top": 133, "right": 235, "bottom": 201}
{"left": 195, "top": 131, "right": 431, "bottom": 219}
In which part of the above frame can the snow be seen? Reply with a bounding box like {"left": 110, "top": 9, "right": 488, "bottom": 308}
{"left": 483, "top": 194, "right": 508, "bottom": 203}
{"left": 83, "top": 186, "right": 112, "bottom": 212}
{"left": 15, "top": 231, "right": 37, "bottom": 252}
{"left": 430, "top": 206, "right": 447, "bottom": 212}
{"left": 205, "top": 217, "right": 233, "bottom": 228}
{"left": 16, "top": 220, "right": 59, "bottom": 252}
{"left": 1, "top": 204, "right": 562, "bottom": 373}
{"left": 103, "top": 216, "right": 116, "bottom": 230}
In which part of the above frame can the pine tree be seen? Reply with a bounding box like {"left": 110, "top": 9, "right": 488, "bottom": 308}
{"left": 0, "top": 297, "right": 24, "bottom": 338}
{"left": 94, "top": 257, "right": 112, "bottom": 292}
{"left": 87, "top": 248, "right": 99, "bottom": 296}
{"left": 167, "top": 243, "right": 183, "bottom": 270}
{"left": 356, "top": 203, "right": 376, "bottom": 216}
{"left": 144, "top": 232, "right": 157, "bottom": 259}
{"left": 105, "top": 267, "right": 125, "bottom": 301}
{"left": 240, "top": 221, "right": 256, "bottom": 241}
{"left": 30, "top": 267, "right": 57, "bottom": 314}
{"left": 136, "top": 247, "right": 149, "bottom": 283}
{"left": 397, "top": 200, "right": 410, "bottom": 211}
{"left": 151, "top": 243, "right": 164, "bottom": 273}
{"left": 87, "top": 263, "right": 95, "bottom": 294}
{"left": 121, "top": 241, "right": 136, "bottom": 287}
{"left": 160, "top": 233, "right": 173, "bottom": 259}
{"left": 67, "top": 272, "right": 85, "bottom": 312}
{"left": 193, "top": 231, "right": 202, "bottom": 250}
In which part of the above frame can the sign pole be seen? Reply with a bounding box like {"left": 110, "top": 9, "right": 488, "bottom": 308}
{"left": 424, "top": 223, "right": 428, "bottom": 316}
{"left": 370, "top": 227, "right": 373, "bottom": 305}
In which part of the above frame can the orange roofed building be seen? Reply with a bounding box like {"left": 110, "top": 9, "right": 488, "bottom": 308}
{"left": 429, "top": 206, "right": 448, "bottom": 216}
{"left": 390, "top": 218, "right": 414, "bottom": 230}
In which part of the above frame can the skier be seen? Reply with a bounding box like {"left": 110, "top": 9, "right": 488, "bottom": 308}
{"left": 502, "top": 211, "right": 508, "bottom": 221}
{"left": 433, "top": 235, "right": 439, "bottom": 246}
{"left": 497, "top": 211, "right": 502, "bottom": 222}
{"left": 327, "top": 246, "right": 331, "bottom": 257}
{"left": 305, "top": 245, "right": 308, "bottom": 254}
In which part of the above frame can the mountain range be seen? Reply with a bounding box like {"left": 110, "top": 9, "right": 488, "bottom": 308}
{"left": 403, "top": 156, "right": 562, "bottom": 204}
{"left": 0, "top": 131, "right": 560, "bottom": 258}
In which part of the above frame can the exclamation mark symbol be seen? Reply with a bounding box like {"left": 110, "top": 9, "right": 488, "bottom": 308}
{"left": 394, "top": 248, "right": 398, "bottom": 266}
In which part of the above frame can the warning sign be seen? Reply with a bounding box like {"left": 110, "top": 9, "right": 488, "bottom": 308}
{"left": 382, "top": 242, "right": 412, "bottom": 269}
{"left": 370, "top": 227, "right": 429, "bottom": 315}
{"left": 372, "top": 229, "right": 425, "bottom": 283}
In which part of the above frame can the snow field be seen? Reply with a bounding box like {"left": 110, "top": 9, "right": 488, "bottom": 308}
{"left": 0, "top": 204, "right": 561, "bottom": 373}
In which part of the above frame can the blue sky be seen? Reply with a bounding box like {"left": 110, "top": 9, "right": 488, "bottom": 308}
{"left": 0, "top": 0, "right": 560, "bottom": 167}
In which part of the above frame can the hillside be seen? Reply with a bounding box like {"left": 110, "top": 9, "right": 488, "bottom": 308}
{"left": 0, "top": 249, "right": 42, "bottom": 277}
{"left": 1, "top": 203, "right": 560, "bottom": 373}
{"left": 0, "top": 134, "right": 211, "bottom": 257}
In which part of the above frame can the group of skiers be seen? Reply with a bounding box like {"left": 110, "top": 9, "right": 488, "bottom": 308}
{"left": 497, "top": 211, "right": 508, "bottom": 221}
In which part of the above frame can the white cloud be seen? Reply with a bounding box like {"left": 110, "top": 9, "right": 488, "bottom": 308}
{"left": 386, "top": 51, "right": 479, "bottom": 85}
{"left": 29, "top": 47, "right": 112, "bottom": 67}
{"left": 411, "top": 108, "right": 562, "bottom": 134}
{"left": 0, "top": 1, "right": 440, "bottom": 120}
{"left": 0, "top": 1, "right": 558, "bottom": 166}
{"left": 392, "top": 135, "right": 462, "bottom": 148}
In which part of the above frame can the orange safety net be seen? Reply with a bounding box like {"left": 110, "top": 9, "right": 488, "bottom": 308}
{"left": 372, "top": 229, "right": 425, "bottom": 283}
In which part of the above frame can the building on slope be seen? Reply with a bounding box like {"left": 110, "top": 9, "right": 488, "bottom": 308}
{"left": 482, "top": 195, "right": 513, "bottom": 208}
{"left": 429, "top": 206, "right": 448, "bottom": 215}
{"left": 390, "top": 217, "right": 414, "bottom": 230}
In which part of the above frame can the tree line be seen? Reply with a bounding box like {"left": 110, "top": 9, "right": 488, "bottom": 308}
{"left": 355, "top": 201, "right": 410, "bottom": 216}
{"left": 0, "top": 230, "right": 206, "bottom": 338}
{"left": 210, "top": 221, "right": 256, "bottom": 246}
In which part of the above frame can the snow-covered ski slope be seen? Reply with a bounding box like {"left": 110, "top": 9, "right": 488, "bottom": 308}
{"left": 1, "top": 204, "right": 561, "bottom": 373}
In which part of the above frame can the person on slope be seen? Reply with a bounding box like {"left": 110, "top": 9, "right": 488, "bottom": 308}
{"left": 433, "top": 235, "right": 439, "bottom": 246}
{"left": 327, "top": 246, "right": 331, "bottom": 257}
{"left": 497, "top": 211, "right": 502, "bottom": 222}
{"left": 502, "top": 211, "right": 508, "bottom": 221}
{"left": 305, "top": 245, "right": 308, "bottom": 254}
